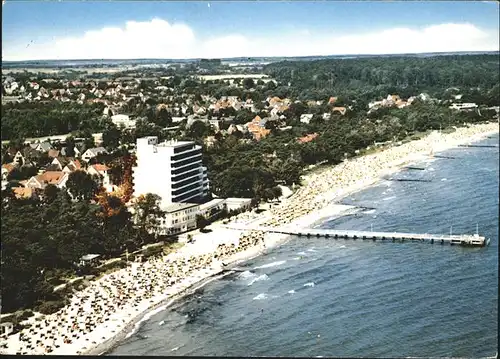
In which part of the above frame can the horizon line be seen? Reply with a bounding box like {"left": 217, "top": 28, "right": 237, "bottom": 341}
{"left": 2, "top": 50, "right": 499, "bottom": 64}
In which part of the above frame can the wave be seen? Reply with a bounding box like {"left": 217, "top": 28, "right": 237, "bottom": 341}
{"left": 303, "top": 282, "right": 315, "bottom": 287}
{"left": 248, "top": 274, "right": 269, "bottom": 286}
{"left": 441, "top": 178, "right": 448, "bottom": 181}
{"left": 297, "top": 251, "right": 307, "bottom": 256}
{"left": 383, "top": 196, "right": 397, "bottom": 201}
{"left": 364, "top": 209, "right": 376, "bottom": 214}
{"left": 307, "top": 248, "right": 316, "bottom": 252}
{"left": 254, "top": 260, "right": 286, "bottom": 269}
{"left": 238, "top": 270, "right": 257, "bottom": 280}
{"left": 253, "top": 293, "right": 269, "bottom": 300}
{"left": 288, "top": 290, "right": 296, "bottom": 294}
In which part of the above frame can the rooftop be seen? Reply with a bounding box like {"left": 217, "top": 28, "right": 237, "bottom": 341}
{"left": 163, "top": 202, "right": 199, "bottom": 213}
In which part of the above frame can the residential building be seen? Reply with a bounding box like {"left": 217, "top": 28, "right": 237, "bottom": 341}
{"left": 449, "top": 103, "right": 478, "bottom": 111}
{"left": 87, "top": 164, "right": 113, "bottom": 192}
{"left": 25, "top": 171, "right": 69, "bottom": 189}
{"left": 300, "top": 114, "right": 314, "bottom": 124}
{"left": 132, "top": 136, "right": 209, "bottom": 207}
{"left": 81, "top": 147, "right": 108, "bottom": 162}
{"left": 246, "top": 116, "right": 271, "bottom": 140}
{"left": 111, "top": 114, "right": 136, "bottom": 129}
{"left": 62, "top": 159, "right": 83, "bottom": 174}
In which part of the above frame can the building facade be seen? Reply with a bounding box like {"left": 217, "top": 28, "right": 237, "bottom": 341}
{"left": 132, "top": 136, "right": 209, "bottom": 207}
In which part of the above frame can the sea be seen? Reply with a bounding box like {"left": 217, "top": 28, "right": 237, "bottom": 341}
{"left": 109, "top": 134, "right": 499, "bottom": 358}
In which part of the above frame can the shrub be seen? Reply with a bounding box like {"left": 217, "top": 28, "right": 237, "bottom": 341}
{"left": 35, "top": 300, "right": 66, "bottom": 315}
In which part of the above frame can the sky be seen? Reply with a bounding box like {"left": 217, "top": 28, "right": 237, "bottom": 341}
{"left": 2, "top": 1, "right": 499, "bottom": 61}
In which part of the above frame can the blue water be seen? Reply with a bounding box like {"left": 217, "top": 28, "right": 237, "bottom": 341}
{"left": 109, "top": 134, "right": 499, "bottom": 357}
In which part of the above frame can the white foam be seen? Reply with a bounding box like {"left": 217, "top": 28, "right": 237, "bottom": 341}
{"left": 254, "top": 260, "right": 286, "bottom": 269}
{"left": 428, "top": 167, "right": 435, "bottom": 171}
{"left": 158, "top": 320, "right": 165, "bottom": 326}
{"left": 125, "top": 301, "right": 171, "bottom": 339}
{"left": 297, "top": 251, "right": 307, "bottom": 256}
{"left": 364, "top": 209, "right": 376, "bottom": 214}
{"left": 339, "top": 245, "right": 346, "bottom": 248}
{"left": 292, "top": 257, "right": 301, "bottom": 260}
{"left": 247, "top": 274, "right": 269, "bottom": 286}
{"left": 307, "top": 248, "right": 316, "bottom": 252}
{"left": 383, "top": 196, "right": 397, "bottom": 201}
{"left": 253, "top": 293, "right": 268, "bottom": 300}
{"left": 238, "top": 270, "right": 257, "bottom": 280}
{"left": 441, "top": 178, "right": 448, "bottom": 181}
{"left": 303, "top": 282, "right": 315, "bottom": 287}
{"left": 288, "top": 290, "right": 296, "bottom": 294}
{"left": 171, "top": 347, "right": 179, "bottom": 352}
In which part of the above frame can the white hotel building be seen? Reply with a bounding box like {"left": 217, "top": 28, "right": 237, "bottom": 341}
{"left": 132, "top": 136, "right": 209, "bottom": 208}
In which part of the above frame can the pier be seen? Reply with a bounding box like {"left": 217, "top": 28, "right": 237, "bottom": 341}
{"left": 225, "top": 225, "right": 488, "bottom": 247}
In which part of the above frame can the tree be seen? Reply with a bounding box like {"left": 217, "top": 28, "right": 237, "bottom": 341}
{"left": 196, "top": 214, "right": 210, "bottom": 230}
{"left": 43, "top": 184, "right": 60, "bottom": 204}
{"left": 243, "top": 78, "right": 255, "bottom": 89}
{"left": 102, "top": 123, "right": 121, "bottom": 149}
{"left": 133, "top": 193, "right": 165, "bottom": 243}
{"left": 66, "top": 170, "right": 100, "bottom": 202}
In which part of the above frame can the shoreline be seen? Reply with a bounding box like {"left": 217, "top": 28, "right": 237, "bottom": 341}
{"left": 1, "top": 121, "right": 498, "bottom": 356}
{"left": 97, "top": 122, "right": 500, "bottom": 356}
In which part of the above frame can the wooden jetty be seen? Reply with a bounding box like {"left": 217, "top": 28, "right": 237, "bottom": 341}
{"left": 226, "top": 225, "right": 488, "bottom": 247}
{"left": 458, "top": 144, "right": 498, "bottom": 148}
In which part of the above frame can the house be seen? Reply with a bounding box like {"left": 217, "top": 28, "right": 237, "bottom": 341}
{"left": 79, "top": 254, "right": 101, "bottom": 267}
{"left": 87, "top": 164, "right": 113, "bottom": 192}
{"left": 111, "top": 114, "right": 136, "bottom": 129}
{"left": 62, "top": 159, "right": 83, "bottom": 174}
{"left": 300, "top": 114, "right": 314, "bottom": 124}
{"left": 328, "top": 96, "right": 338, "bottom": 105}
{"left": 48, "top": 157, "right": 70, "bottom": 171}
{"left": 331, "top": 107, "right": 347, "bottom": 116}
{"left": 0, "top": 322, "right": 14, "bottom": 336}
{"left": 10, "top": 151, "right": 25, "bottom": 166}
{"left": 47, "top": 149, "right": 60, "bottom": 159}
{"left": 246, "top": 116, "right": 271, "bottom": 141}
{"left": 92, "top": 133, "right": 104, "bottom": 146}
{"left": 2, "top": 163, "right": 16, "bottom": 181}
{"left": 12, "top": 186, "right": 37, "bottom": 199}
{"left": 298, "top": 133, "right": 319, "bottom": 144}
{"left": 449, "top": 103, "right": 478, "bottom": 111}
{"left": 81, "top": 147, "right": 108, "bottom": 162}
{"left": 25, "top": 171, "right": 69, "bottom": 189}
{"left": 30, "top": 141, "right": 53, "bottom": 152}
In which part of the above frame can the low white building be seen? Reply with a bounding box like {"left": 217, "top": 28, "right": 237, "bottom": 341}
{"left": 199, "top": 198, "right": 226, "bottom": 219}
{"left": 449, "top": 103, "right": 478, "bottom": 111}
{"left": 300, "top": 114, "right": 314, "bottom": 124}
{"left": 160, "top": 203, "right": 200, "bottom": 235}
{"left": 225, "top": 198, "right": 252, "bottom": 212}
{"left": 111, "top": 114, "right": 136, "bottom": 129}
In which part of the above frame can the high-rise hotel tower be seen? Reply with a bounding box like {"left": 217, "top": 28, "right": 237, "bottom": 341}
{"left": 132, "top": 136, "right": 209, "bottom": 207}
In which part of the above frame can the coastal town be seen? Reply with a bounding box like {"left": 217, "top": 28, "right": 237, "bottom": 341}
{"left": 1, "top": 54, "right": 499, "bottom": 355}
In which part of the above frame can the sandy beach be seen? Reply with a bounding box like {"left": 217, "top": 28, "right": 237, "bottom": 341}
{"left": 0, "top": 121, "right": 498, "bottom": 356}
